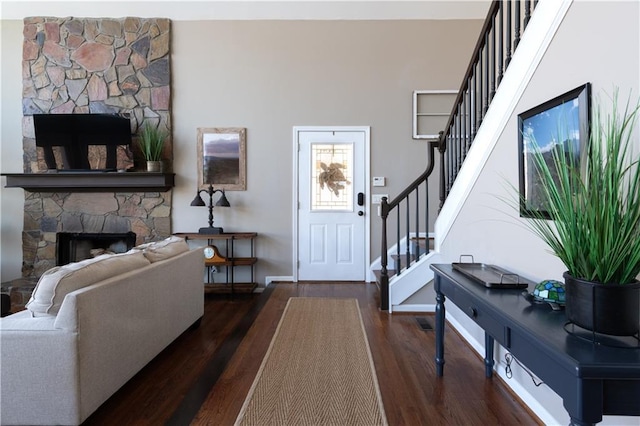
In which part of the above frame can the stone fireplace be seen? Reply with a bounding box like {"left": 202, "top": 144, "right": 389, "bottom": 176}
{"left": 23, "top": 190, "right": 172, "bottom": 277}
{"left": 20, "top": 16, "right": 173, "bottom": 278}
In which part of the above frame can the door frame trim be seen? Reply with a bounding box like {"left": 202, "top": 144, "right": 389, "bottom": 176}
{"left": 292, "top": 126, "right": 371, "bottom": 282}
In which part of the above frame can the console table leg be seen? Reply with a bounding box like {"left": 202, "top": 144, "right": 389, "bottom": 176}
{"left": 565, "top": 379, "right": 603, "bottom": 426}
{"left": 435, "top": 287, "right": 445, "bottom": 377}
{"left": 484, "top": 333, "right": 494, "bottom": 378}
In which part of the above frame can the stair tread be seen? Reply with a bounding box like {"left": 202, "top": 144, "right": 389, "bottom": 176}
{"left": 373, "top": 269, "right": 396, "bottom": 282}
{"left": 391, "top": 253, "right": 424, "bottom": 261}
{"left": 391, "top": 253, "right": 412, "bottom": 259}
{"left": 409, "top": 237, "right": 435, "bottom": 250}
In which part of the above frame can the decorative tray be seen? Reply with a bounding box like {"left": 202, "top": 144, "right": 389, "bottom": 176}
{"left": 452, "top": 256, "right": 529, "bottom": 289}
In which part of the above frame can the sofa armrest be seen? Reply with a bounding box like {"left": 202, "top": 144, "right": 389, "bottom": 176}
{"left": 0, "top": 327, "right": 81, "bottom": 425}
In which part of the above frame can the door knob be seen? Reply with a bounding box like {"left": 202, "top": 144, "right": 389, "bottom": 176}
{"left": 358, "top": 211, "right": 364, "bottom": 216}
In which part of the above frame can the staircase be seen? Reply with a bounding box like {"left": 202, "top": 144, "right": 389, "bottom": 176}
{"left": 373, "top": 0, "right": 547, "bottom": 311}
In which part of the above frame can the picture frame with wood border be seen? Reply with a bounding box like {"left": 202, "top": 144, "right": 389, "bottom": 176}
{"left": 196, "top": 127, "right": 246, "bottom": 191}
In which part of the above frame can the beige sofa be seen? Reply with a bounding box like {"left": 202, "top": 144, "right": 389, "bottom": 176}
{"left": 0, "top": 237, "right": 204, "bottom": 425}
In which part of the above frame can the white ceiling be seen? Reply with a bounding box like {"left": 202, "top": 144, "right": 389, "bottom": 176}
{"left": 1, "top": 0, "right": 491, "bottom": 21}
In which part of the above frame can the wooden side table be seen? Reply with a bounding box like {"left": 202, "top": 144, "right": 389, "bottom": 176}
{"left": 174, "top": 232, "right": 258, "bottom": 294}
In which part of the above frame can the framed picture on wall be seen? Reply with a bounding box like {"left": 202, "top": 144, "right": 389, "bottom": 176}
{"left": 518, "top": 83, "right": 591, "bottom": 219}
{"left": 196, "top": 127, "right": 246, "bottom": 191}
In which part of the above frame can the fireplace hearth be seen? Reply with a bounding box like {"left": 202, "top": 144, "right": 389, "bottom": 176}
{"left": 57, "top": 232, "right": 136, "bottom": 266}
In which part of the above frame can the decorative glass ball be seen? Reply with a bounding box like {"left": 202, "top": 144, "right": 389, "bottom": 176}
{"left": 532, "top": 280, "right": 566, "bottom": 305}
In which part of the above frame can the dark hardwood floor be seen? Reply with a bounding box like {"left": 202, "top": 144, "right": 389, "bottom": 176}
{"left": 84, "top": 283, "right": 541, "bottom": 426}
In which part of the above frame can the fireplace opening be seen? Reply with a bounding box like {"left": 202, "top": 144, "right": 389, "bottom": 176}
{"left": 56, "top": 232, "right": 136, "bottom": 266}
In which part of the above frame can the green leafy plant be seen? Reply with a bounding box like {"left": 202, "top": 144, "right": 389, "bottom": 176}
{"left": 525, "top": 91, "right": 640, "bottom": 285}
{"left": 138, "top": 122, "right": 167, "bottom": 162}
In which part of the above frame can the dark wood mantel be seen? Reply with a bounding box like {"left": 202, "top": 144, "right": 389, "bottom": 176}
{"left": 2, "top": 172, "right": 175, "bottom": 192}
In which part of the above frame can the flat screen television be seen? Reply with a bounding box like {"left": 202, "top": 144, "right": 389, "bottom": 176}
{"left": 33, "top": 113, "right": 132, "bottom": 170}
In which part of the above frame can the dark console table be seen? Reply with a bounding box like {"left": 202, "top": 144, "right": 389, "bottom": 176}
{"left": 431, "top": 264, "right": 640, "bottom": 426}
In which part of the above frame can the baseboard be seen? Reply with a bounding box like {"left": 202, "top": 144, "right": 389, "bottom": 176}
{"left": 391, "top": 304, "right": 435, "bottom": 313}
{"left": 265, "top": 276, "right": 294, "bottom": 286}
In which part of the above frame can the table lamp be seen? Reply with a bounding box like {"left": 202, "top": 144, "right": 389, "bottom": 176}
{"left": 190, "top": 184, "right": 230, "bottom": 234}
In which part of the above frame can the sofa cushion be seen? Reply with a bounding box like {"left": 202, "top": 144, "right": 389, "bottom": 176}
{"left": 26, "top": 250, "right": 150, "bottom": 317}
{"left": 138, "top": 236, "right": 189, "bottom": 263}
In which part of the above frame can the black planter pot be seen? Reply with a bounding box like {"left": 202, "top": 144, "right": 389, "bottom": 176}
{"left": 563, "top": 272, "right": 640, "bottom": 336}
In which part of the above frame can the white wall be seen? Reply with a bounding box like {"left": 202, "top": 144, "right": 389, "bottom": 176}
{"left": 1, "top": 16, "right": 482, "bottom": 282}
{"left": 438, "top": 1, "right": 640, "bottom": 424}
{"left": 1, "top": 19, "right": 26, "bottom": 281}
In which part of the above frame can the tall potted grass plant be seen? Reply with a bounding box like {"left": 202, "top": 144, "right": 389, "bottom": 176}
{"left": 524, "top": 90, "right": 640, "bottom": 336}
{"left": 139, "top": 122, "right": 167, "bottom": 172}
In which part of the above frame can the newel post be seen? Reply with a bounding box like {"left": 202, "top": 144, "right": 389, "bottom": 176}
{"left": 379, "top": 196, "right": 390, "bottom": 311}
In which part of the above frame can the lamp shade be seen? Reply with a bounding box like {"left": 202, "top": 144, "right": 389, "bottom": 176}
{"left": 216, "top": 190, "right": 231, "bottom": 207}
{"left": 190, "top": 193, "right": 206, "bottom": 206}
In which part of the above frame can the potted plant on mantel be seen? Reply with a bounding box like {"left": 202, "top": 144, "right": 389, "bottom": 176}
{"left": 138, "top": 122, "right": 167, "bottom": 172}
{"left": 524, "top": 89, "right": 640, "bottom": 337}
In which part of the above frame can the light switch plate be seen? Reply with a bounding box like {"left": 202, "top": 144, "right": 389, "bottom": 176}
{"left": 372, "top": 177, "right": 386, "bottom": 187}
{"left": 372, "top": 194, "right": 388, "bottom": 204}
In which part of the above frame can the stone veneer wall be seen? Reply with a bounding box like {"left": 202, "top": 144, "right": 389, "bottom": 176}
{"left": 21, "top": 17, "right": 172, "bottom": 277}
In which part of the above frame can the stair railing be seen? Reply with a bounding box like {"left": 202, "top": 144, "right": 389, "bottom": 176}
{"left": 439, "top": 0, "right": 537, "bottom": 207}
{"left": 379, "top": 0, "right": 537, "bottom": 311}
{"left": 379, "top": 140, "right": 438, "bottom": 310}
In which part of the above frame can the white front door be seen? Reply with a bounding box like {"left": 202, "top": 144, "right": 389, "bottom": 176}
{"left": 294, "top": 127, "right": 370, "bottom": 281}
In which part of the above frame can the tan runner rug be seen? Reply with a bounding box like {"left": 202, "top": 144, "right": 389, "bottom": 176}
{"left": 235, "top": 297, "right": 388, "bottom": 426}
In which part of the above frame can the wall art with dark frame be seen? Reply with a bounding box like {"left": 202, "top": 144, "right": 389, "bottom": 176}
{"left": 518, "top": 83, "right": 591, "bottom": 219}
